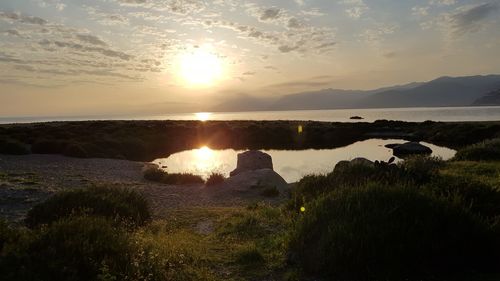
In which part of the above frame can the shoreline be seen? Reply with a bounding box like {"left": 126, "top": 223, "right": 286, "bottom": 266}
{"left": 1, "top": 120, "right": 500, "bottom": 163}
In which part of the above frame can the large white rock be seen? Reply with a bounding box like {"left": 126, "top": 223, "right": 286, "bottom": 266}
{"left": 230, "top": 150, "right": 273, "bottom": 176}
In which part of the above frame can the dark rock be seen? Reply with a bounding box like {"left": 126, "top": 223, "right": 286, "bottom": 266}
{"left": 230, "top": 150, "right": 273, "bottom": 177}
{"left": 387, "top": 142, "right": 432, "bottom": 157}
{"left": 334, "top": 157, "right": 374, "bottom": 171}
{"left": 350, "top": 116, "right": 364, "bottom": 120}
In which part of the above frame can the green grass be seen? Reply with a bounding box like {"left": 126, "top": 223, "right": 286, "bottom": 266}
{"left": 289, "top": 184, "right": 498, "bottom": 280}
{"left": 25, "top": 185, "right": 151, "bottom": 228}
{"left": 440, "top": 161, "right": 500, "bottom": 187}
{"left": 454, "top": 138, "right": 500, "bottom": 161}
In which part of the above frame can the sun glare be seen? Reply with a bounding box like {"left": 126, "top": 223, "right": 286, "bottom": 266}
{"left": 178, "top": 45, "right": 222, "bottom": 87}
{"left": 195, "top": 112, "right": 212, "bottom": 121}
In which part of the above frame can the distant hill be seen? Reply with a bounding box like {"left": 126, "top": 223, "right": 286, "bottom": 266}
{"left": 358, "top": 75, "right": 500, "bottom": 108}
{"left": 473, "top": 89, "right": 500, "bottom": 106}
{"left": 211, "top": 75, "right": 500, "bottom": 112}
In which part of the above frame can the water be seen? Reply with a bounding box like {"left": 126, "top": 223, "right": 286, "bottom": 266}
{"left": 2, "top": 106, "right": 500, "bottom": 124}
{"left": 153, "top": 139, "right": 456, "bottom": 183}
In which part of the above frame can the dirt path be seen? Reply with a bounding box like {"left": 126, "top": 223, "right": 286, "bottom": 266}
{"left": 0, "top": 154, "right": 283, "bottom": 222}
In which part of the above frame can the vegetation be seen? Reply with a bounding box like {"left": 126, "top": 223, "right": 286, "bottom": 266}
{"left": 143, "top": 166, "right": 204, "bottom": 185}
{"left": 25, "top": 185, "right": 151, "bottom": 228}
{"left": 454, "top": 138, "right": 500, "bottom": 161}
{"left": 1, "top": 120, "right": 500, "bottom": 161}
{"left": 205, "top": 172, "right": 226, "bottom": 186}
{"left": 289, "top": 184, "right": 497, "bottom": 280}
{"left": 2, "top": 133, "right": 500, "bottom": 280}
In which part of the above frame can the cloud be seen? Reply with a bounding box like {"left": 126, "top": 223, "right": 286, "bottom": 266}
{"left": 0, "top": 11, "right": 47, "bottom": 25}
{"left": 425, "top": 3, "right": 499, "bottom": 39}
{"left": 448, "top": 3, "right": 498, "bottom": 36}
{"left": 76, "top": 34, "right": 107, "bottom": 46}
{"left": 430, "top": 0, "right": 456, "bottom": 6}
{"left": 242, "top": 71, "right": 255, "bottom": 76}
{"left": 260, "top": 8, "right": 281, "bottom": 21}
{"left": 339, "top": 0, "right": 369, "bottom": 19}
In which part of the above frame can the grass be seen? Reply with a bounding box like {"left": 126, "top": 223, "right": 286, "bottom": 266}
{"left": 143, "top": 166, "right": 205, "bottom": 185}
{"left": 289, "top": 184, "right": 498, "bottom": 280}
{"left": 3, "top": 136, "right": 500, "bottom": 280}
{"left": 25, "top": 185, "right": 151, "bottom": 228}
{"left": 454, "top": 138, "right": 500, "bottom": 161}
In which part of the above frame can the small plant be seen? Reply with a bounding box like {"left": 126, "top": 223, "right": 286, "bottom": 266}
{"left": 143, "top": 166, "right": 204, "bottom": 185}
{"left": 205, "top": 172, "right": 225, "bottom": 186}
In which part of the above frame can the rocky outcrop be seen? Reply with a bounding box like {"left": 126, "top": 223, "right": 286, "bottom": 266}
{"left": 334, "top": 157, "right": 374, "bottom": 172}
{"left": 225, "top": 168, "right": 288, "bottom": 192}
{"left": 230, "top": 150, "right": 273, "bottom": 177}
{"left": 385, "top": 142, "right": 432, "bottom": 157}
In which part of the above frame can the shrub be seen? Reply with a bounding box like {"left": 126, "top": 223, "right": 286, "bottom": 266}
{"left": 25, "top": 186, "right": 151, "bottom": 228}
{"left": 205, "top": 172, "right": 225, "bottom": 186}
{"left": 399, "top": 156, "right": 443, "bottom": 184}
{"left": 143, "top": 166, "right": 165, "bottom": 181}
{"left": 0, "top": 219, "right": 16, "bottom": 252}
{"left": 289, "top": 184, "right": 498, "bottom": 280}
{"left": 235, "top": 244, "right": 265, "bottom": 265}
{"left": 31, "top": 139, "right": 68, "bottom": 154}
{"left": 143, "top": 166, "right": 204, "bottom": 185}
{"left": 0, "top": 138, "right": 30, "bottom": 155}
{"left": 423, "top": 174, "right": 500, "bottom": 219}
{"left": 0, "top": 216, "right": 133, "bottom": 281}
{"left": 62, "top": 143, "right": 89, "bottom": 158}
{"left": 454, "top": 138, "right": 500, "bottom": 161}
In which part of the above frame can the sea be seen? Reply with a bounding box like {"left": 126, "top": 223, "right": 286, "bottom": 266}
{"left": 2, "top": 106, "right": 500, "bottom": 124}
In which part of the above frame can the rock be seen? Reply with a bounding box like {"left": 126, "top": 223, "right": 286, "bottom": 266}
{"left": 230, "top": 150, "right": 273, "bottom": 177}
{"left": 334, "top": 157, "right": 374, "bottom": 172}
{"left": 224, "top": 168, "right": 288, "bottom": 193}
{"left": 350, "top": 116, "right": 364, "bottom": 120}
{"left": 387, "top": 142, "right": 432, "bottom": 157}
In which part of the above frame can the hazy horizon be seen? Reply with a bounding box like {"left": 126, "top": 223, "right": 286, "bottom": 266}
{"left": 1, "top": 0, "right": 500, "bottom": 117}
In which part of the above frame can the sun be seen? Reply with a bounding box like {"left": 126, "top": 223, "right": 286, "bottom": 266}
{"left": 178, "top": 45, "right": 223, "bottom": 87}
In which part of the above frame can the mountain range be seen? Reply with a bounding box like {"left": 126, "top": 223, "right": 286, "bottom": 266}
{"left": 212, "top": 75, "right": 500, "bottom": 112}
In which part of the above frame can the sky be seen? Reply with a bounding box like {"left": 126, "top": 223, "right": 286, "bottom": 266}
{"left": 0, "top": 0, "right": 499, "bottom": 117}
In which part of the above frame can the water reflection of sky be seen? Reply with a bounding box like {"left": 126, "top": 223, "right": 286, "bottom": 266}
{"left": 153, "top": 139, "right": 456, "bottom": 183}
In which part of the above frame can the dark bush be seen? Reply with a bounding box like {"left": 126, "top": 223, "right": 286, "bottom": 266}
{"left": 25, "top": 186, "right": 151, "bottom": 228}
{"left": 0, "top": 219, "right": 17, "bottom": 252}
{"left": 62, "top": 143, "right": 89, "bottom": 158}
{"left": 31, "top": 139, "right": 68, "bottom": 154}
{"left": 143, "top": 166, "right": 204, "bottom": 185}
{"left": 289, "top": 184, "right": 498, "bottom": 280}
{"left": 0, "top": 138, "right": 30, "bottom": 155}
{"left": 424, "top": 174, "right": 500, "bottom": 219}
{"left": 454, "top": 138, "right": 500, "bottom": 161}
{"left": 399, "top": 156, "right": 443, "bottom": 184}
{"left": 205, "top": 172, "right": 225, "bottom": 186}
{"left": 1, "top": 216, "right": 133, "bottom": 281}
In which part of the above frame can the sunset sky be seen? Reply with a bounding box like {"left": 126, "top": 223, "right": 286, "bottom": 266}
{"left": 1, "top": 0, "right": 499, "bottom": 117}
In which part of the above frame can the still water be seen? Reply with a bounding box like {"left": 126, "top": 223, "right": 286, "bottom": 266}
{"left": 2, "top": 106, "right": 500, "bottom": 124}
{"left": 153, "top": 139, "right": 456, "bottom": 183}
